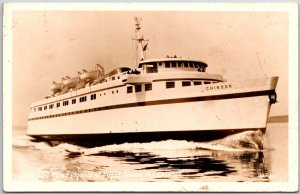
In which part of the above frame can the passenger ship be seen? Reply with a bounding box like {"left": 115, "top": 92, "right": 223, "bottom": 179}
{"left": 27, "top": 17, "right": 278, "bottom": 146}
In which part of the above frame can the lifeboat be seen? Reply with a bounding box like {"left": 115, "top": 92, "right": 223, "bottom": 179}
{"left": 80, "top": 64, "right": 105, "bottom": 85}
{"left": 59, "top": 87, "right": 70, "bottom": 95}
{"left": 50, "top": 81, "right": 63, "bottom": 94}
{"left": 79, "top": 69, "right": 99, "bottom": 83}
{"left": 74, "top": 81, "right": 86, "bottom": 90}
{"left": 62, "top": 76, "right": 79, "bottom": 89}
{"left": 107, "top": 67, "right": 131, "bottom": 77}
{"left": 91, "top": 76, "right": 106, "bottom": 85}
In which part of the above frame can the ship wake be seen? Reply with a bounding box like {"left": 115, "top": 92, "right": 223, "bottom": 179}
{"left": 13, "top": 130, "right": 264, "bottom": 159}
{"left": 196, "top": 130, "right": 264, "bottom": 151}
{"left": 60, "top": 130, "right": 264, "bottom": 158}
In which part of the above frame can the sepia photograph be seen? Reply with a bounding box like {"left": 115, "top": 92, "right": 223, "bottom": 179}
{"left": 3, "top": 2, "right": 298, "bottom": 192}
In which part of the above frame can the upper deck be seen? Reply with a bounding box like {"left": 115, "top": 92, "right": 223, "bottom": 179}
{"left": 138, "top": 58, "right": 208, "bottom": 74}
{"left": 29, "top": 61, "right": 223, "bottom": 109}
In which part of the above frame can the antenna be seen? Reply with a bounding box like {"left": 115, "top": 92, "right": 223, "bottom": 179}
{"left": 256, "top": 52, "right": 266, "bottom": 77}
{"left": 132, "top": 17, "right": 149, "bottom": 61}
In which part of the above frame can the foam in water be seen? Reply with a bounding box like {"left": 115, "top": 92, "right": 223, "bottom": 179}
{"left": 13, "top": 130, "right": 264, "bottom": 158}
{"left": 197, "top": 130, "right": 264, "bottom": 151}
{"left": 62, "top": 130, "right": 264, "bottom": 157}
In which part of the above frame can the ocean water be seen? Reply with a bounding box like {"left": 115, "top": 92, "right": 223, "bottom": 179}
{"left": 12, "top": 122, "right": 288, "bottom": 182}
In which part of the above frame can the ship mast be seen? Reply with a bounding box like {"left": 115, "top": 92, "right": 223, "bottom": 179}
{"left": 133, "top": 17, "right": 148, "bottom": 61}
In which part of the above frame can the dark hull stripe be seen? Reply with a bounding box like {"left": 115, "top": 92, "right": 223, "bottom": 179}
{"left": 28, "top": 90, "right": 274, "bottom": 121}
{"left": 29, "top": 128, "right": 266, "bottom": 148}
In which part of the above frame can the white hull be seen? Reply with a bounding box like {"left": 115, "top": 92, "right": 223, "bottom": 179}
{"left": 27, "top": 76, "right": 277, "bottom": 139}
{"left": 28, "top": 95, "right": 270, "bottom": 136}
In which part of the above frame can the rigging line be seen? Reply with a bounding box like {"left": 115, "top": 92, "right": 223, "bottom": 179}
{"left": 131, "top": 43, "right": 139, "bottom": 68}
{"left": 256, "top": 52, "right": 266, "bottom": 77}
{"left": 130, "top": 38, "right": 137, "bottom": 67}
{"left": 130, "top": 38, "right": 135, "bottom": 66}
{"left": 130, "top": 36, "right": 134, "bottom": 66}
{"left": 135, "top": 43, "right": 139, "bottom": 68}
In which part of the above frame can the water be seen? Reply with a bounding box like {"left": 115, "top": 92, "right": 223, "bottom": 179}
{"left": 12, "top": 122, "right": 288, "bottom": 182}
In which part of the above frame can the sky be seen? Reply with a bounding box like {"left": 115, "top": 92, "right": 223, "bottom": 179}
{"left": 12, "top": 11, "right": 288, "bottom": 127}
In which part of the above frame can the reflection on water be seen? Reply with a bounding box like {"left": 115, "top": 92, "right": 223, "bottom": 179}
{"left": 89, "top": 150, "right": 237, "bottom": 177}
{"left": 12, "top": 123, "right": 288, "bottom": 182}
{"left": 55, "top": 146, "right": 268, "bottom": 182}
{"left": 101, "top": 149, "right": 266, "bottom": 181}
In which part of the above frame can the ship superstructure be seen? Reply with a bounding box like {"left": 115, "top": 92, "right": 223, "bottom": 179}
{"left": 27, "top": 17, "right": 278, "bottom": 146}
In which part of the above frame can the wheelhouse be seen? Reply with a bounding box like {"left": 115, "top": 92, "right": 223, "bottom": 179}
{"left": 138, "top": 58, "right": 208, "bottom": 73}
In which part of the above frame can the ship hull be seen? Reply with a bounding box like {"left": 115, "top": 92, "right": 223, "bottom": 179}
{"left": 28, "top": 91, "right": 273, "bottom": 147}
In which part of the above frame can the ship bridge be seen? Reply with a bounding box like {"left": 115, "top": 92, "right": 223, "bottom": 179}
{"left": 138, "top": 58, "right": 208, "bottom": 74}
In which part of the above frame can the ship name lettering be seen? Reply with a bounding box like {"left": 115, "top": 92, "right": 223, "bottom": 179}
{"left": 206, "top": 84, "right": 232, "bottom": 90}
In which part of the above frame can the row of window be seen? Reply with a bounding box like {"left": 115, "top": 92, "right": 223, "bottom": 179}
{"left": 30, "top": 103, "right": 129, "bottom": 121}
{"left": 33, "top": 81, "right": 216, "bottom": 112}
{"left": 126, "top": 81, "right": 216, "bottom": 92}
{"left": 63, "top": 101, "right": 69, "bottom": 106}
{"left": 29, "top": 107, "right": 102, "bottom": 121}
{"left": 165, "top": 61, "right": 205, "bottom": 69}
{"left": 79, "top": 96, "right": 87, "bottom": 103}
{"left": 91, "top": 94, "right": 96, "bottom": 100}
{"left": 166, "top": 80, "right": 215, "bottom": 89}
{"left": 140, "top": 61, "right": 207, "bottom": 70}
{"left": 127, "top": 83, "right": 152, "bottom": 94}
{"left": 111, "top": 76, "right": 120, "bottom": 81}
{"left": 125, "top": 81, "right": 216, "bottom": 93}
{"left": 34, "top": 89, "right": 117, "bottom": 112}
